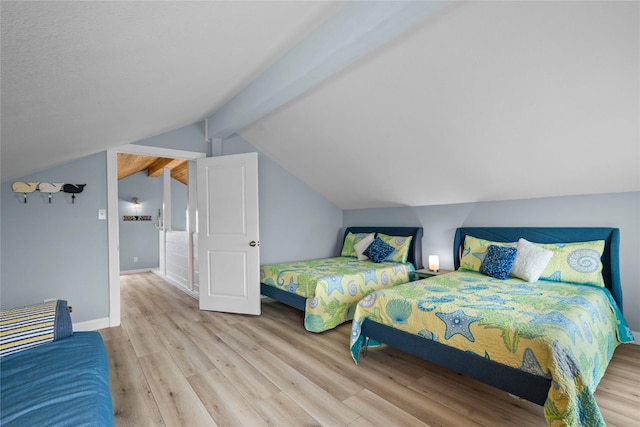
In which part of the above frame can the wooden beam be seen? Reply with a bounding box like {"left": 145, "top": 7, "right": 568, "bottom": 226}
{"left": 117, "top": 153, "right": 156, "bottom": 180}
{"left": 147, "top": 158, "right": 186, "bottom": 178}
{"left": 170, "top": 162, "right": 189, "bottom": 186}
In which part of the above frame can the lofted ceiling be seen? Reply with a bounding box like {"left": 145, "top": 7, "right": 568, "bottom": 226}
{"left": 1, "top": 1, "right": 638, "bottom": 209}
{"left": 238, "top": 1, "right": 639, "bottom": 208}
{"left": 0, "top": 0, "right": 342, "bottom": 183}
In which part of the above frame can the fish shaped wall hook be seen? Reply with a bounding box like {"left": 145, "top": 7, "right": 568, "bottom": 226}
{"left": 62, "top": 184, "right": 86, "bottom": 204}
{"left": 12, "top": 182, "right": 39, "bottom": 203}
{"left": 38, "top": 183, "right": 64, "bottom": 204}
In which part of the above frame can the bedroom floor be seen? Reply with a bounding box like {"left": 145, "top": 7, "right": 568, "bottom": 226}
{"left": 99, "top": 272, "right": 640, "bottom": 426}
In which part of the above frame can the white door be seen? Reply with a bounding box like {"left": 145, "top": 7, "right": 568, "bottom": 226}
{"left": 197, "top": 153, "right": 260, "bottom": 315}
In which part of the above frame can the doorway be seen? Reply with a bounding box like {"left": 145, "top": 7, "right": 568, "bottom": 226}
{"left": 106, "top": 144, "right": 206, "bottom": 327}
{"left": 118, "top": 153, "right": 194, "bottom": 294}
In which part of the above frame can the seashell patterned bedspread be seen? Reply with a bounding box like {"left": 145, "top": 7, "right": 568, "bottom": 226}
{"left": 261, "top": 257, "right": 414, "bottom": 332}
{"left": 350, "top": 270, "right": 634, "bottom": 427}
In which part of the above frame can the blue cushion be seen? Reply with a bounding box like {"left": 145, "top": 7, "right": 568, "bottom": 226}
{"left": 363, "top": 237, "right": 395, "bottom": 263}
{"left": 480, "top": 245, "right": 518, "bottom": 280}
{"left": 0, "top": 332, "right": 114, "bottom": 426}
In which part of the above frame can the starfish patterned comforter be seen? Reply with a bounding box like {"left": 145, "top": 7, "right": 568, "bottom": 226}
{"left": 261, "top": 257, "right": 414, "bottom": 332}
{"left": 350, "top": 270, "right": 634, "bottom": 427}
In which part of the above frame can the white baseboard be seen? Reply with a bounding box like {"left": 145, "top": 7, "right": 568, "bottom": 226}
{"left": 151, "top": 269, "right": 199, "bottom": 300}
{"left": 120, "top": 268, "right": 154, "bottom": 275}
{"left": 631, "top": 330, "right": 640, "bottom": 345}
{"left": 73, "top": 317, "right": 110, "bottom": 331}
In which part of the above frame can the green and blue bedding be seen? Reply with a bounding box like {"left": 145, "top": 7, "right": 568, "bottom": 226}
{"left": 350, "top": 271, "right": 634, "bottom": 427}
{"left": 261, "top": 257, "right": 414, "bottom": 332}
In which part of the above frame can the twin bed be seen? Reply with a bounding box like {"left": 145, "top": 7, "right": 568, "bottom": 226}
{"left": 350, "top": 227, "right": 633, "bottom": 427}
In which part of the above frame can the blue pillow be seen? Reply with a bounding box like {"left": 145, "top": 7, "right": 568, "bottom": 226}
{"left": 480, "top": 245, "right": 518, "bottom": 280}
{"left": 363, "top": 237, "right": 395, "bottom": 263}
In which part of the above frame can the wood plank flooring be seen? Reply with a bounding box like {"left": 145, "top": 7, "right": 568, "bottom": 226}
{"left": 100, "top": 273, "right": 640, "bottom": 426}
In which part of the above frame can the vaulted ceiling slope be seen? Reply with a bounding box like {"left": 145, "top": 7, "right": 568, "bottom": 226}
{"left": 238, "top": 1, "right": 640, "bottom": 209}
{"left": 2, "top": 2, "right": 638, "bottom": 211}
{"left": 0, "top": 1, "right": 342, "bottom": 182}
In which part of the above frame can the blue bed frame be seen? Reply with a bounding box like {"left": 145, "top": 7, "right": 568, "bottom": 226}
{"left": 260, "top": 226, "right": 424, "bottom": 311}
{"left": 359, "top": 227, "right": 622, "bottom": 406}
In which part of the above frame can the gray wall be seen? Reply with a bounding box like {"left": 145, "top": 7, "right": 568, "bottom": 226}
{"left": 4, "top": 118, "right": 635, "bottom": 334}
{"left": 222, "top": 134, "right": 343, "bottom": 264}
{"left": 343, "top": 191, "right": 640, "bottom": 332}
{"left": 118, "top": 168, "right": 188, "bottom": 272}
{"left": 118, "top": 171, "right": 163, "bottom": 271}
{"left": 0, "top": 125, "right": 343, "bottom": 324}
{"left": 1, "top": 152, "right": 109, "bottom": 323}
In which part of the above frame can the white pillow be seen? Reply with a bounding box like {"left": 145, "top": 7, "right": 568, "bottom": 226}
{"left": 510, "top": 238, "right": 554, "bottom": 282}
{"left": 354, "top": 233, "right": 375, "bottom": 261}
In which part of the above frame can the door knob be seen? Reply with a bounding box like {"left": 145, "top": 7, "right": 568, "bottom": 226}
{"left": 249, "top": 241, "right": 259, "bottom": 247}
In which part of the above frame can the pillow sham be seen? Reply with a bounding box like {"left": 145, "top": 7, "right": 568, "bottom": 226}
{"left": 459, "top": 235, "right": 516, "bottom": 272}
{"left": 537, "top": 240, "right": 605, "bottom": 286}
{"left": 354, "top": 233, "right": 375, "bottom": 261}
{"left": 363, "top": 237, "right": 395, "bottom": 263}
{"left": 341, "top": 232, "right": 375, "bottom": 258}
{"left": 0, "top": 299, "right": 73, "bottom": 358}
{"left": 510, "top": 238, "right": 554, "bottom": 282}
{"left": 377, "top": 233, "right": 413, "bottom": 263}
{"left": 479, "top": 245, "right": 518, "bottom": 280}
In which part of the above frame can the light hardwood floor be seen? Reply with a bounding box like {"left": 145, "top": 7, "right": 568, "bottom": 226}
{"left": 100, "top": 273, "right": 640, "bottom": 426}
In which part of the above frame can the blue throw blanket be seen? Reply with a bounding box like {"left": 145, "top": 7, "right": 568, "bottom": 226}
{"left": 1, "top": 331, "right": 114, "bottom": 426}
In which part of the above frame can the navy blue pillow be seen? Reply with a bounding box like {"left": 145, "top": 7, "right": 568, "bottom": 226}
{"left": 363, "top": 237, "right": 395, "bottom": 263}
{"left": 480, "top": 245, "right": 518, "bottom": 280}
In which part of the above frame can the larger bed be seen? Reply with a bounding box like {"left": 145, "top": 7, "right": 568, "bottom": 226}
{"left": 350, "top": 227, "right": 634, "bottom": 427}
{"left": 261, "top": 226, "right": 423, "bottom": 332}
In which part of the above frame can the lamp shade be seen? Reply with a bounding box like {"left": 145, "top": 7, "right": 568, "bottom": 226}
{"left": 428, "top": 255, "right": 439, "bottom": 271}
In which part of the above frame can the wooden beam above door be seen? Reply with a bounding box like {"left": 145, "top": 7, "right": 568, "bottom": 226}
{"left": 147, "top": 158, "right": 185, "bottom": 177}
{"left": 117, "top": 153, "right": 189, "bottom": 185}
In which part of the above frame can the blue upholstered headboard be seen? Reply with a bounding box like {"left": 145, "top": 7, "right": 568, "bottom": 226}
{"left": 343, "top": 227, "right": 423, "bottom": 270}
{"left": 453, "top": 227, "right": 622, "bottom": 310}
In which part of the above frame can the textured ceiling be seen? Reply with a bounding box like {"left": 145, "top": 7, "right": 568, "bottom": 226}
{"left": 2, "top": 1, "right": 638, "bottom": 210}
{"left": 0, "top": 0, "right": 341, "bottom": 182}
{"left": 239, "top": 1, "right": 639, "bottom": 209}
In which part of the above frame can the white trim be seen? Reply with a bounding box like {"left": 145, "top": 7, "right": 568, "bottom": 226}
{"left": 120, "top": 268, "right": 154, "bottom": 275}
{"left": 151, "top": 269, "right": 199, "bottom": 300}
{"left": 107, "top": 144, "right": 206, "bottom": 328}
{"left": 115, "top": 144, "right": 207, "bottom": 159}
{"left": 106, "top": 149, "right": 120, "bottom": 327}
{"left": 73, "top": 317, "right": 110, "bottom": 332}
{"left": 187, "top": 161, "right": 197, "bottom": 292}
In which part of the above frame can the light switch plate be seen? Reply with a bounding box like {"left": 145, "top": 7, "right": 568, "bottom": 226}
{"left": 98, "top": 209, "right": 107, "bottom": 220}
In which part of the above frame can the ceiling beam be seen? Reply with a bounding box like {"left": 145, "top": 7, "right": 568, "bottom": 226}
{"left": 207, "top": 1, "right": 449, "bottom": 139}
{"left": 147, "top": 158, "right": 186, "bottom": 177}
{"left": 170, "top": 162, "right": 189, "bottom": 186}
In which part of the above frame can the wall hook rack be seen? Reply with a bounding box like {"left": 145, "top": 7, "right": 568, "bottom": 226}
{"left": 39, "top": 183, "right": 63, "bottom": 204}
{"left": 11, "top": 182, "right": 39, "bottom": 203}
{"left": 62, "top": 184, "right": 86, "bottom": 204}
{"left": 11, "top": 182, "right": 86, "bottom": 204}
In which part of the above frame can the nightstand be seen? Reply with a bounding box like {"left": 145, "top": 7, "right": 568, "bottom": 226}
{"left": 413, "top": 268, "right": 454, "bottom": 280}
